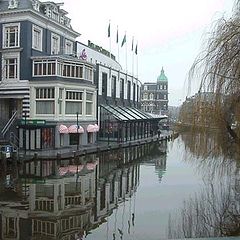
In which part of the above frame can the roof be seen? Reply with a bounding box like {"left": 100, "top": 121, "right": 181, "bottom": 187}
{"left": 157, "top": 67, "right": 168, "bottom": 82}
{"left": 100, "top": 105, "right": 167, "bottom": 121}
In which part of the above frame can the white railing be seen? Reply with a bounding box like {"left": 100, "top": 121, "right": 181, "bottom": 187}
{"left": 1, "top": 111, "right": 18, "bottom": 137}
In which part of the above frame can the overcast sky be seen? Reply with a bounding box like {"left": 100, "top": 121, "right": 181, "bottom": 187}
{"left": 61, "top": 0, "right": 235, "bottom": 106}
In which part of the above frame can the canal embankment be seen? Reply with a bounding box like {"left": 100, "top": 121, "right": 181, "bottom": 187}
{"left": 15, "top": 130, "right": 178, "bottom": 161}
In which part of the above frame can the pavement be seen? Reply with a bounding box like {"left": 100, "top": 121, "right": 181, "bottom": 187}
{"left": 17, "top": 130, "right": 176, "bottom": 160}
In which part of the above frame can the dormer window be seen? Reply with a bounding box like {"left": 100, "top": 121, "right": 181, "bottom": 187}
{"left": 52, "top": 11, "right": 59, "bottom": 21}
{"left": 8, "top": 0, "right": 18, "bottom": 9}
{"left": 65, "top": 39, "right": 73, "bottom": 55}
{"left": 51, "top": 33, "right": 60, "bottom": 55}
{"left": 32, "top": 0, "right": 40, "bottom": 11}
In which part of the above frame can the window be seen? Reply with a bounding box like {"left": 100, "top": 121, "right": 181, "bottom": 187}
{"left": 85, "top": 66, "right": 93, "bottom": 81}
{"left": 137, "top": 85, "right": 139, "bottom": 102}
{"left": 3, "top": 23, "right": 20, "bottom": 48}
{"left": 120, "top": 78, "right": 124, "bottom": 99}
{"left": 133, "top": 83, "right": 136, "bottom": 102}
{"left": 86, "top": 92, "right": 93, "bottom": 115}
{"left": 111, "top": 75, "right": 116, "bottom": 98}
{"left": 102, "top": 73, "right": 107, "bottom": 97}
{"left": 150, "top": 93, "right": 154, "bottom": 100}
{"left": 144, "top": 93, "right": 148, "bottom": 100}
{"left": 59, "top": 88, "right": 63, "bottom": 115}
{"left": 4, "top": 57, "right": 18, "bottom": 79}
{"left": 33, "top": 59, "right": 85, "bottom": 79}
{"left": 51, "top": 33, "right": 60, "bottom": 54}
{"left": 32, "top": 25, "right": 42, "bottom": 51}
{"left": 36, "top": 88, "right": 55, "bottom": 114}
{"left": 160, "top": 85, "right": 163, "bottom": 90}
{"left": 65, "top": 39, "right": 73, "bottom": 54}
{"left": 33, "top": 60, "right": 56, "bottom": 76}
{"left": 65, "top": 91, "right": 83, "bottom": 114}
{"left": 127, "top": 81, "right": 131, "bottom": 101}
{"left": 164, "top": 94, "right": 167, "bottom": 100}
{"left": 144, "top": 85, "right": 147, "bottom": 91}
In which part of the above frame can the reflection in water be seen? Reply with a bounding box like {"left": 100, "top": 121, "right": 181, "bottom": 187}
{"left": 0, "top": 142, "right": 166, "bottom": 240}
{"left": 168, "top": 131, "right": 240, "bottom": 239}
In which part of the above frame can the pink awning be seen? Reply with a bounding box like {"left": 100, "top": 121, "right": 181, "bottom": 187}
{"left": 86, "top": 161, "right": 98, "bottom": 170}
{"left": 68, "top": 125, "right": 84, "bottom": 133}
{"left": 94, "top": 124, "right": 99, "bottom": 132}
{"left": 59, "top": 124, "right": 68, "bottom": 134}
{"left": 58, "top": 165, "right": 84, "bottom": 176}
{"left": 87, "top": 124, "right": 96, "bottom": 132}
{"left": 87, "top": 124, "right": 99, "bottom": 132}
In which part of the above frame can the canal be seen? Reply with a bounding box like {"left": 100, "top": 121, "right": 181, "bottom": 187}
{"left": 0, "top": 131, "right": 239, "bottom": 239}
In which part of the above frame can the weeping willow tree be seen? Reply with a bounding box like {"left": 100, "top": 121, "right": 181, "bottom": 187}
{"left": 182, "top": 0, "right": 240, "bottom": 144}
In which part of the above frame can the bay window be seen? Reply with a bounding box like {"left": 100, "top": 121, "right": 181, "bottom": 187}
{"left": 65, "top": 91, "right": 83, "bottom": 114}
{"left": 36, "top": 88, "right": 55, "bottom": 114}
{"left": 86, "top": 92, "right": 93, "bottom": 115}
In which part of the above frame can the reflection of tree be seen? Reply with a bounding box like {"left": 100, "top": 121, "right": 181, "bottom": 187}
{"left": 169, "top": 130, "right": 240, "bottom": 239}
{"left": 180, "top": 130, "right": 240, "bottom": 179}
{"left": 168, "top": 174, "right": 240, "bottom": 239}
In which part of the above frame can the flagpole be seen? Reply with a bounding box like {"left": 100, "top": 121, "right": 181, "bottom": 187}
{"left": 132, "top": 36, "right": 134, "bottom": 77}
{"left": 125, "top": 31, "right": 127, "bottom": 73}
{"left": 136, "top": 41, "right": 138, "bottom": 78}
{"left": 117, "top": 26, "right": 120, "bottom": 63}
{"left": 109, "top": 20, "right": 111, "bottom": 59}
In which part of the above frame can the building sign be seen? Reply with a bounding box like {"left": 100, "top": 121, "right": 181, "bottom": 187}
{"left": 19, "top": 119, "right": 46, "bottom": 126}
{"left": 80, "top": 48, "right": 87, "bottom": 60}
{"left": 20, "top": 178, "right": 46, "bottom": 184}
{"left": 88, "top": 40, "right": 116, "bottom": 61}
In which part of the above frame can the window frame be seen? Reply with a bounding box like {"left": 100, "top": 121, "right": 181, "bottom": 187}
{"left": 32, "top": 25, "right": 43, "bottom": 51}
{"left": 65, "top": 39, "right": 73, "bottom": 55}
{"left": 35, "top": 88, "right": 55, "bottom": 115}
{"left": 2, "top": 22, "right": 20, "bottom": 49}
{"left": 2, "top": 52, "right": 20, "bottom": 81}
{"left": 86, "top": 92, "right": 93, "bottom": 116}
{"left": 51, "top": 33, "right": 60, "bottom": 55}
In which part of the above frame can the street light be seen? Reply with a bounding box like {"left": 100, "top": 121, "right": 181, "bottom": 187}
{"left": 76, "top": 112, "right": 79, "bottom": 150}
{"left": 24, "top": 111, "right": 27, "bottom": 156}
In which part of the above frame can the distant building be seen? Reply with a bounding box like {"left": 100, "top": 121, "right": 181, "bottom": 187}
{"left": 141, "top": 68, "right": 168, "bottom": 115}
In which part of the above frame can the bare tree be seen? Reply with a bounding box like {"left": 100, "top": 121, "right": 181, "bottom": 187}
{"left": 182, "top": 0, "right": 240, "bottom": 144}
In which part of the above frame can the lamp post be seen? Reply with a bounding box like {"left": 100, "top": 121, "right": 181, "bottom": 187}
{"left": 76, "top": 112, "right": 79, "bottom": 150}
{"left": 24, "top": 111, "right": 27, "bottom": 156}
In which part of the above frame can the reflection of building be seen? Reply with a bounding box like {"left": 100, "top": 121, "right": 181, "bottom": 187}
{"left": 1, "top": 143, "right": 157, "bottom": 239}
{"left": 141, "top": 68, "right": 168, "bottom": 115}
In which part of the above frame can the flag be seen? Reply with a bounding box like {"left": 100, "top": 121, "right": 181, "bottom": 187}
{"left": 116, "top": 28, "right": 118, "bottom": 43}
{"left": 135, "top": 44, "right": 138, "bottom": 55}
{"left": 121, "top": 33, "right": 126, "bottom": 47}
{"left": 131, "top": 37, "right": 134, "bottom": 51}
{"left": 108, "top": 22, "right": 110, "bottom": 38}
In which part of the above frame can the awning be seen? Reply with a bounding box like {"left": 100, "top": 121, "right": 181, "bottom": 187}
{"left": 59, "top": 124, "right": 68, "bottom": 134}
{"left": 58, "top": 165, "right": 84, "bottom": 176}
{"left": 87, "top": 124, "right": 98, "bottom": 132}
{"left": 94, "top": 124, "right": 99, "bottom": 132}
{"left": 68, "top": 125, "right": 84, "bottom": 133}
{"left": 86, "top": 161, "right": 98, "bottom": 170}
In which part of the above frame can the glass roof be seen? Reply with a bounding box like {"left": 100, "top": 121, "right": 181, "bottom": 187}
{"left": 101, "top": 105, "right": 154, "bottom": 122}
{"left": 101, "top": 105, "right": 129, "bottom": 121}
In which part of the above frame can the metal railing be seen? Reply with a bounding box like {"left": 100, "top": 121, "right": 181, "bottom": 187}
{"left": 10, "top": 131, "right": 19, "bottom": 150}
{"left": 1, "top": 111, "right": 18, "bottom": 137}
